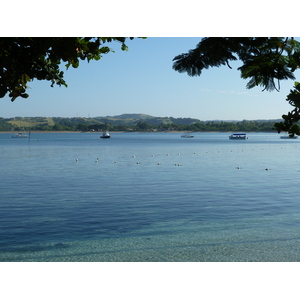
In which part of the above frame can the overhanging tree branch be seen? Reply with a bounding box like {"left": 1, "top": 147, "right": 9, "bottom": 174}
{"left": 0, "top": 37, "right": 144, "bottom": 101}
{"left": 173, "top": 37, "right": 300, "bottom": 136}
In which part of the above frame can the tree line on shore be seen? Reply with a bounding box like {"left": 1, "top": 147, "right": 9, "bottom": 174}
{"left": 0, "top": 116, "right": 285, "bottom": 132}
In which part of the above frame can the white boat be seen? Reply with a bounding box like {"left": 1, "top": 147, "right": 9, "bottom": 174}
{"left": 100, "top": 131, "right": 110, "bottom": 139}
{"left": 12, "top": 132, "right": 28, "bottom": 138}
{"left": 11, "top": 119, "right": 28, "bottom": 138}
{"left": 229, "top": 133, "right": 247, "bottom": 140}
{"left": 181, "top": 134, "right": 194, "bottom": 138}
{"left": 280, "top": 135, "right": 298, "bottom": 139}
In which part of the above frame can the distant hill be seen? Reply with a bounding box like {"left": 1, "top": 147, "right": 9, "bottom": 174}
{"left": 0, "top": 114, "right": 284, "bottom": 132}
{"left": 1, "top": 114, "right": 202, "bottom": 131}
{"left": 106, "top": 113, "right": 155, "bottom": 120}
{"left": 93, "top": 114, "right": 201, "bottom": 126}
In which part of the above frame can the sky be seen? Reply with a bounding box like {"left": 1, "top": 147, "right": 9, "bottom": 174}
{"left": 1, "top": 37, "right": 299, "bottom": 121}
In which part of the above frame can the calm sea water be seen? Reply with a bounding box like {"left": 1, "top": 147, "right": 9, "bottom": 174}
{"left": 1, "top": 131, "right": 300, "bottom": 262}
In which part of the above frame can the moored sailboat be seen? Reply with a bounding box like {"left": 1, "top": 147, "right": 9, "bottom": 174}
{"left": 100, "top": 131, "right": 110, "bottom": 138}
{"left": 12, "top": 131, "right": 28, "bottom": 138}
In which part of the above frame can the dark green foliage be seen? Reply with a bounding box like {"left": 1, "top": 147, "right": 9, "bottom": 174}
{"left": 135, "top": 121, "right": 154, "bottom": 130}
{"left": 173, "top": 38, "right": 239, "bottom": 76}
{"left": 0, "top": 37, "right": 141, "bottom": 101}
{"left": 0, "top": 118, "right": 14, "bottom": 131}
{"left": 173, "top": 37, "right": 299, "bottom": 92}
{"left": 274, "top": 82, "right": 300, "bottom": 136}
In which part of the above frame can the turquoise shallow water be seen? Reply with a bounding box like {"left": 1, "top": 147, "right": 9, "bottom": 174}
{"left": 1, "top": 132, "right": 300, "bottom": 261}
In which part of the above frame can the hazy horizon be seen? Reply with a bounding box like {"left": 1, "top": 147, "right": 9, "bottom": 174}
{"left": 2, "top": 113, "right": 284, "bottom": 122}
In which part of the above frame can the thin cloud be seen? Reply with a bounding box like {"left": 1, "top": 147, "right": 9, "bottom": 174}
{"left": 216, "top": 90, "right": 248, "bottom": 94}
{"left": 230, "top": 90, "right": 248, "bottom": 95}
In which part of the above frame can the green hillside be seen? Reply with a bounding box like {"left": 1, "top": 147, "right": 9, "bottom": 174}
{"left": 0, "top": 115, "right": 283, "bottom": 132}
{"left": 7, "top": 117, "right": 55, "bottom": 128}
{"left": 106, "top": 113, "right": 155, "bottom": 120}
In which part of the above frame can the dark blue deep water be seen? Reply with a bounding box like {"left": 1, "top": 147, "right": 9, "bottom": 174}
{"left": 1, "top": 132, "right": 300, "bottom": 261}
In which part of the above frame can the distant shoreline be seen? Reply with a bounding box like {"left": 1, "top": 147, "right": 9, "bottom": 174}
{"left": 1, "top": 115, "right": 280, "bottom": 133}
{"left": 1, "top": 131, "right": 190, "bottom": 134}
{"left": 1, "top": 130, "right": 276, "bottom": 134}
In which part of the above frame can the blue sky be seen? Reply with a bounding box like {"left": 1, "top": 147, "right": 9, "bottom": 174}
{"left": 1, "top": 37, "right": 298, "bottom": 120}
